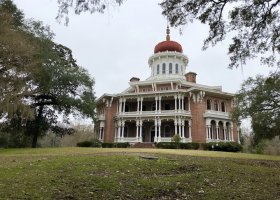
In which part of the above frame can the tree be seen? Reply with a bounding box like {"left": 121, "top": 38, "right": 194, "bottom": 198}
{"left": 0, "top": 0, "right": 96, "bottom": 148}
{"left": 56, "top": 0, "right": 124, "bottom": 25}
{"left": 160, "top": 0, "right": 280, "bottom": 69}
{"left": 232, "top": 70, "right": 280, "bottom": 144}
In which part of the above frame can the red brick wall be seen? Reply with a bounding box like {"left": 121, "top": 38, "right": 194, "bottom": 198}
{"left": 104, "top": 99, "right": 118, "bottom": 143}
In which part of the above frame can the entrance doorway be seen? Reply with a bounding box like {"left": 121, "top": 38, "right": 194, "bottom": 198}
{"left": 150, "top": 126, "right": 155, "bottom": 142}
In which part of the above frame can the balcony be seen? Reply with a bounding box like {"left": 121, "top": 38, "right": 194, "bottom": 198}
{"left": 98, "top": 114, "right": 105, "bottom": 121}
{"left": 117, "top": 109, "right": 191, "bottom": 118}
{"left": 203, "top": 110, "right": 231, "bottom": 120}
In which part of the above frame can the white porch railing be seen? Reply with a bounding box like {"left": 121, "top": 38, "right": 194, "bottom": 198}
{"left": 117, "top": 109, "right": 191, "bottom": 117}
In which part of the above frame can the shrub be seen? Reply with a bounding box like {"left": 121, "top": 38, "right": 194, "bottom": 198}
{"left": 179, "top": 142, "right": 200, "bottom": 150}
{"left": 102, "top": 142, "right": 114, "bottom": 148}
{"left": 203, "top": 142, "right": 242, "bottom": 152}
{"left": 114, "top": 142, "right": 130, "bottom": 148}
{"left": 76, "top": 139, "right": 102, "bottom": 148}
{"left": 171, "top": 134, "right": 181, "bottom": 143}
{"left": 0, "top": 135, "right": 8, "bottom": 148}
{"left": 156, "top": 142, "right": 177, "bottom": 149}
{"left": 258, "top": 137, "right": 280, "bottom": 155}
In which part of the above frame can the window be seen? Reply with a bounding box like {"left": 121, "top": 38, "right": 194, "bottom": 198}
{"left": 207, "top": 99, "right": 211, "bottom": 110}
{"left": 169, "top": 63, "right": 172, "bottom": 74}
{"left": 221, "top": 101, "right": 226, "bottom": 112}
{"left": 162, "top": 63, "right": 166, "bottom": 74}
{"left": 157, "top": 64, "right": 160, "bottom": 74}
{"left": 175, "top": 64, "right": 179, "bottom": 74}
{"left": 214, "top": 100, "right": 219, "bottom": 111}
{"left": 142, "top": 88, "right": 146, "bottom": 92}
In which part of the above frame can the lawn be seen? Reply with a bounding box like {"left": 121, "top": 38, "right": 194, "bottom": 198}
{"left": 0, "top": 148, "right": 279, "bottom": 200}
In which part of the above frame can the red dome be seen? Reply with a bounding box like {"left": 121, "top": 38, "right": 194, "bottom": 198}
{"left": 154, "top": 40, "right": 183, "bottom": 54}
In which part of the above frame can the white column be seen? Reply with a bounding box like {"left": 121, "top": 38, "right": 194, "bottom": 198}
{"left": 189, "top": 121, "right": 192, "bottom": 139}
{"left": 123, "top": 99, "right": 126, "bottom": 112}
{"left": 121, "top": 121, "right": 125, "bottom": 138}
{"left": 140, "top": 97, "right": 143, "bottom": 114}
{"left": 137, "top": 98, "right": 140, "bottom": 113}
{"left": 118, "top": 99, "right": 122, "bottom": 114}
{"left": 139, "top": 120, "right": 143, "bottom": 140}
{"left": 178, "top": 95, "right": 181, "bottom": 110}
{"left": 117, "top": 121, "right": 121, "bottom": 139}
{"left": 216, "top": 126, "right": 219, "bottom": 140}
{"left": 182, "top": 96, "right": 185, "bottom": 110}
{"left": 159, "top": 96, "right": 162, "bottom": 113}
{"left": 231, "top": 127, "right": 234, "bottom": 141}
{"left": 174, "top": 118, "right": 178, "bottom": 135}
{"left": 154, "top": 119, "right": 158, "bottom": 141}
{"left": 136, "top": 120, "right": 139, "bottom": 138}
{"left": 178, "top": 118, "right": 182, "bottom": 137}
{"left": 223, "top": 126, "right": 227, "bottom": 141}
{"left": 182, "top": 120, "right": 185, "bottom": 138}
{"left": 174, "top": 95, "right": 177, "bottom": 112}
{"left": 158, "top": 119, "right": 161, "bottom": 140}
{"left": 99, "top": 127, "right": 102, "bottom": 140}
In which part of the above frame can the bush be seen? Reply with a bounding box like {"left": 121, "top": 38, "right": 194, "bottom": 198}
{"left": 76, "top": 139, "right": 102, "bottom": 148}
{"left": 203, "top": 142, "right": 242, "bottom": 152}
{"left": 179, "top": 142, "right": 200, "bottom": 150}
{"left": 114, "top": 142, "right": 130, "bottom": 148}
{"left": 156, "top": 142, "right": 177, "bottom": 149}
{"left": 102, "top": 142, "right": 114, "bottom": 148}
{"left": 258, "top": 137, "right": 280, "bottom": 155}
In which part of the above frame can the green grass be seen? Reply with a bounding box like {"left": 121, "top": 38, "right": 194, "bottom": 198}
{"left": 0, "top": 148, "right": 279, "bottom": 199}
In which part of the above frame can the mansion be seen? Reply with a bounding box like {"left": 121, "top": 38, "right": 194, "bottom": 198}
{"left": 96, "top": 27, "right": 239, "bottom": 144}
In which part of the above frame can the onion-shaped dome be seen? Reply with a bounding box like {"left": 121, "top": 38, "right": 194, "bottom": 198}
{"left": 154, "top": 40, "right": 183, "bottom": 53}
{"left": 154, "top": 25, "right": 183, "bottom": 54}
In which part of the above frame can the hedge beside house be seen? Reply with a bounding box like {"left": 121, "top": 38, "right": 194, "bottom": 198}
{"left": 203, "top": 142, "right": 242, "bottom": 152}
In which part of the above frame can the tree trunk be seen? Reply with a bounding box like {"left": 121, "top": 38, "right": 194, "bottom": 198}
{"left": 31, "top": 105, "right": 44, "bottom": 148}
{"left": 31, "top": 133, "right": 38, "bottom": 148}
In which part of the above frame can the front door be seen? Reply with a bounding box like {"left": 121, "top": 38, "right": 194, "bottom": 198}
{"left": 151, "top": 131, "right": 155, "bottom": 142}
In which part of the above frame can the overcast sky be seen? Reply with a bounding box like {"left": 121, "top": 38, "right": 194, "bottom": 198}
{"left": 14, "top": 0, "right": 271, "bottom": 98}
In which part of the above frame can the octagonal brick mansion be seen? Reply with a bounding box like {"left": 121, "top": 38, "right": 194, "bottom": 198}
{"left": 96, "top": 27, "right": 239, "bottom": 144}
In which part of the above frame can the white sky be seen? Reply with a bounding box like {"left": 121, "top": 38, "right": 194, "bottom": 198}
{"left": 14, "top": 0, "right": 271, "bottom": 99}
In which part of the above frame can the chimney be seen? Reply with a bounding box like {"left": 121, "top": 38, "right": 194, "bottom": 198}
{"left": 185, "top": 72, "right": 197, "bottom": 83}
{"left": 130, "top": 77, "right": 140, "bottom": 82}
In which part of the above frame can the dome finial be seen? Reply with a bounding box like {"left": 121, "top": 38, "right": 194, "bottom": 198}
{"left": 166, "top": 25, "right": 170, "bottom": 41}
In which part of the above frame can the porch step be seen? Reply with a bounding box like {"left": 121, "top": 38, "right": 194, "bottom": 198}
{"left": 132, "top": 142, "right": 155, "bottom": 148}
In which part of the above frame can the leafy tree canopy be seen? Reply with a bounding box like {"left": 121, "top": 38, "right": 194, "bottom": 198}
{"left": 160, "top": 0, "right": 280, "bottom": 69}
{"left": 232, "top": 70, "right": 280, "bottom": 144}
{"left": 56, "top": 0, "right": 124, "bottom": 25}
{"left": 0, "top": 0, "right": 96, "bottom": 147}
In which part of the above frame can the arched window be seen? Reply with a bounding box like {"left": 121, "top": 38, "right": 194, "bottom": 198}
{"left": 169, "top": 63, "right": 172, "bottom": 74}
{"left": 125, "top": 105, "right": 129, "bottom": 112}
{"left": 221, "top": 101, "right": 226, "bottom": 112}
{"left": 207, "top": 99, "right": 211, "bottom": 110}
{"left": 164, "top": 126, "right": 171, "bottom": 137}
{"left": 214, "top": 100, "right": 219, "bottom": 111}
{"left": 185, "top": 97, "right": 189, "bottom": 110}
{"left": 175, "top": 64, "right": 179, "bottom": 74}
{"left": 162, "top": 63, "right": 166, "bottom": 74}
{"left": 157, "top": 64, "right": 160, "bottom": 75}
{"left": 152, "top": 103, "right": 156, "bottom": 111}
{"left": 165, "top": 104, "right": 171, "bottom": 110}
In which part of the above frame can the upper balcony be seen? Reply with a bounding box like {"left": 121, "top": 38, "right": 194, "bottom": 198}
{"left": 203, "top": 110, "right": 231, "bottom": 120}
